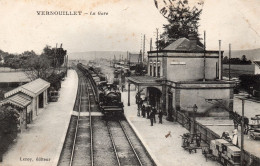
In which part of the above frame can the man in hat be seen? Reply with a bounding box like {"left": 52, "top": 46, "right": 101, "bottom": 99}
{"left": 141, "top": 105, "right": 146, "bottom": 118}
{"left": 158, "top": 110, "right": 163, "bottom": 124}
{"left": 152, "top": 107, "right": 157, "bottom": 123}
{"left": 149, "top": 109, "right": 155, "bottom": 126}
{"left": 146, "top": 105, "right": 151, "bottom": 119}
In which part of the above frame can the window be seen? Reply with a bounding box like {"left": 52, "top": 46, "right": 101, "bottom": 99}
{"left": 153, "top": 66, "right": 156, "bottom": 77}
{"left": 158, "top": 66, "right": 160, "bottom": 77}
{"left": 150, "top": 65, "right": 152, "bottom": 76}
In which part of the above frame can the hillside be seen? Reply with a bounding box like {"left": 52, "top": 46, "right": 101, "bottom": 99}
{"left": 68, "top": 51, "right": 129, "bottom": 60}
{"left": 69, "top": 48, "right": 260, "bottom": 61}
{"left": 223, "top": 48, "right": 260, "bottom": 61}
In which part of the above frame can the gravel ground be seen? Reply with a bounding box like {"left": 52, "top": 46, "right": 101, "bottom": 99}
{"left": 58, "top": 116, "right": 77, "bottom": 166}
{"left": 92, "top": 116, "right": 118, "bottom": 166}
{"left": 72, "top": 116, "right": 91, "bottom": 166}
{"left": 120, "top": 120, "right": 156, "bottom": 166}
{"left": 2, "top": 70, "right": 78, "bottom": 166}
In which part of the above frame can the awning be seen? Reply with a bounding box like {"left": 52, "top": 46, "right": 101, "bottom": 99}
{"left": 127, "top": 76, "right": 161, "bottom": 86}
{"left": 5, "top": 78, "right": 50, "bottom": 98}
{"left": 0, "top": 93, "right": 31, "bottom": 108}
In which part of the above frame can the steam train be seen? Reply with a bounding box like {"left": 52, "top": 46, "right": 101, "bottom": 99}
{"left": 77, "top": 63, "right": 124, "bottom": 117}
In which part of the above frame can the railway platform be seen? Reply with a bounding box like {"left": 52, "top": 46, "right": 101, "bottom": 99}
{"left": 2, "top": 70, "right": 78, "bottom": 166}
{"left": 121, "top": 91, "right": 221, "bottom": 166}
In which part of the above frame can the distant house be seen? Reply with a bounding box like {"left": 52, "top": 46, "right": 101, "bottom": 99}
{"left": 128, "top": 53, "right": 141, "bottom": 65}
{"left": 253, "top": 61, "right": 260, "bottom": 74}
{"left": 0, "top": 72, "right": 30, "bottom": 88}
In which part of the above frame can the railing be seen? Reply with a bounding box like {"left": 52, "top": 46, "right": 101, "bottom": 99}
{"left": 173, "top": 110, "right": 260, "bottom": 165}
{"left": 174, "top": 111, "right": 220, "bottom": 144}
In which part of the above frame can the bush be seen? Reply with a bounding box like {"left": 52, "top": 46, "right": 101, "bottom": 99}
{"left": 46, "top": 71, "right": 66, "bottom": 91}
{"left": 0, "top": 106, "right": 19, "bottom": 160}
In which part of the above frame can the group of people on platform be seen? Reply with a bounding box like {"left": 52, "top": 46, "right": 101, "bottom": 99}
{"left": 140, "top": 105, "right": 163, "bottom": 126}
{"left": 136, "top": 93, "right": 163, "bottom": 126}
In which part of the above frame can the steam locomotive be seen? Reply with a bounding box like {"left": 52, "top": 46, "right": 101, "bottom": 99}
{"left": 77, "top": 63, "right": 124, "bottom": 117}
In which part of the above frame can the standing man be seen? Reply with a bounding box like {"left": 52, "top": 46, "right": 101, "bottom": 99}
{"left": 146, "top": 105, "right": 151, "bottom": 119}
{"left": 135, "top": 93, "right": 140, "bottom": 104}
{"left": 141, "top": 105, "right": 146, "bottom": 118}
{"left": 152, "top": 107, "right": 157, "bottom": 123}
{"left": 150, "top": 109, "right": 154, "bottom": 126}
{"left": 158, "top": 110, "right": 163, "bottom": 124}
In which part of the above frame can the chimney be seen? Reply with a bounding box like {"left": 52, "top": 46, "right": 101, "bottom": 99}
{"left": 188, "top": 34, "right": 197, "bottom": 50}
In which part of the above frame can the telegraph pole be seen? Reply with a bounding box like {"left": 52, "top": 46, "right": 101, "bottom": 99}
{"left": 143, "top": 34, "right": 145, "bottom": 63}
{"left": 203, "top": 31, "right": 206, "bottom": 82}
{"left": 218, "top": 40, "right": 222, "bottom": 80}
{"left": 150, "top": 38, "right": 152, "bottom": 51}
{"left": 156, "top": 28, "right": 159, "bottom": 78}
{"left": 229, "top": 44, "right": 231, "bottom": 81}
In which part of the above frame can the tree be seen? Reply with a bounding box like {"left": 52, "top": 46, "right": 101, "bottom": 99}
{"left": 241, "top": 55, "right": 247, "bottom": 62}
{"left": 22, "top": 55, "right": 51, "bottom": 80}
{"left": 135, "top": 63, "right": 147, "bottom": 76}
{"left": 41, "top": 45, "right": 67, "bottom": 68}
{"left": 239, "top": 74, "right": 260, "bottom": 93}
{"left": 154, "top": 0, "right": 204, "bottom": 49}
{"left": 223, "top": 56, "right": 229, "bottom": 64}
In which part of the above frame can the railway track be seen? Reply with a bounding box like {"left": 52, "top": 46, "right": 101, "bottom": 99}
{"left": 59, "top": 67, "right": 155, "bottom": 166}
{"left": 107, "top": 120, "right": 156, "bottom": 166}
{"left": 58, "top": 69, "right": 94, "bottom": 166}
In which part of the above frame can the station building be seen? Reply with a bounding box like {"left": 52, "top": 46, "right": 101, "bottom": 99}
{"left": 127, "top": 35, "right": 235, "bottom": 120}
{"left": 0, "top": 78, "right": 50, "bottom": 132}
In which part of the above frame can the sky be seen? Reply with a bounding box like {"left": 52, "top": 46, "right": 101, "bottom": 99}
{"left": 0, "top": 0, "right": 260, "bottom": 55}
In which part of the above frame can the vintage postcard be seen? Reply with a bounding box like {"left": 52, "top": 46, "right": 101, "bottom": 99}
{"left": 0, "top": 0, "right": 260, "bottom": 166}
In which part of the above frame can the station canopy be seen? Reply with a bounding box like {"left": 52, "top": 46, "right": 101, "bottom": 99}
{"left": 0, "top": 93, "right": 31, "bottom": 108}
{"left": 4, "top": 78, "right": 50, "bottom": 98}
{"left": 127, "top": 76, "right": 161, "bottom": 86}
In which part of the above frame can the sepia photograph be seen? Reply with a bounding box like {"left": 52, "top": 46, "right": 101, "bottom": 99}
{"left": 0, "top": 0, "right": 260, "bottom": 165}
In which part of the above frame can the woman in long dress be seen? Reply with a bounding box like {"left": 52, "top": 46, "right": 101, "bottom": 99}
{"left": 232, "top": 129, "right": 239, "bottom": 146}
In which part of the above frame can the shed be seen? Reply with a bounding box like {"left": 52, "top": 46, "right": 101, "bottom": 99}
{"left": 0, "top": 93, "right": 32, "bottom": 131}
{"left": 2, "top": 78, "right": 50, "bottom": 131}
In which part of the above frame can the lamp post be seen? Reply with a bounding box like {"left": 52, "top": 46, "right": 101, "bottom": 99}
{"left": 250, "top": 86, "right": 253, "bottom": 98}
{"left": 193, "top": 104, "right": 198, "bottom": 134}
